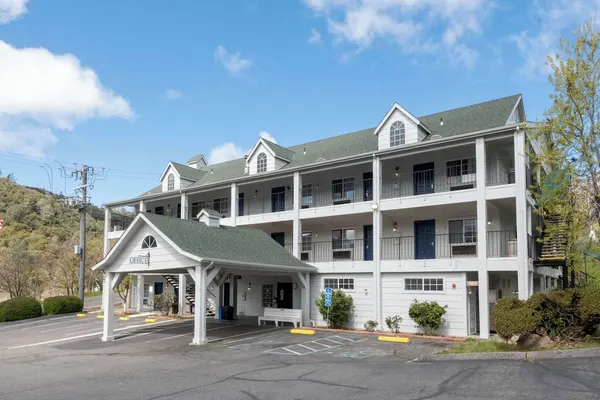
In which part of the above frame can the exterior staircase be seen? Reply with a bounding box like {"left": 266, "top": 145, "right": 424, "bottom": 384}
{"left": 163, "top": 274, "right": 217, "bottom": 314}
{"left": 539, "top": 216, "right": 568, "bottom": 262}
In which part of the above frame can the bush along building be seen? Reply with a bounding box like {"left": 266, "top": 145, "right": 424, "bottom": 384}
{"left": 101, "top": 94, "right": 561, "bottom": 339}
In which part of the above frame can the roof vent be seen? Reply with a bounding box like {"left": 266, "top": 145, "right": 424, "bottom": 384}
{"left": 431, "top": 134, "right": 442, "bottom": 140}
{"left": 197, "top": 209, "right": 221, "bottom": 228}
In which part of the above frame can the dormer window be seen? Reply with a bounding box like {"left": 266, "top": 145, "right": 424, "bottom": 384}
{"left": 167, "top": 173, "right": 175, "bottom": 191}
{"left": 142, "top": 235, "right": 157, "bottom": 249}
{"left": 257, "top": 152, "right": 267, "bottom": 173}
{"left": 390, "top": 121, "right": 405, "bottom": 147}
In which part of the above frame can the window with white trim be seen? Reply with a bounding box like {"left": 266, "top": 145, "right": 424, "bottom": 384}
{"left": 301, "top": 232, "right": 312, "bottom": 252}
{"left": 301, "top": 184, "right": 313, "bottom": 208}
{"left": 262, "top": 283, "right": 274, "bottom": 307}
{"left": 446, "top": 159, "right": 475, "bottom": 177}
{"left": 213, "top": 197, "right": 229, "bottom": 215}
{"left": 404, "top": 278, "right": 444, "bottom": 291}
{"left": 191, "top": 201, "right": 207, "bottom": 219}
{"left": 323, "top": 278, "right": 354, "bottom": 290}
{"left": 390, "top": 121, "right": 405, "bottom": 147}
{"left": 257, "top": 152, "right": 267, "bottom": 173}
{"left": 332, "top": 228, "right": 355, "bottom": 250}
{"left": 142, "top": 235, "right": 157, "bottom": 249}
{"left": 167, "top": 173, "right": 175, "bottom": 190}
{"left": 449, "top": 219, "right": 477, "bottom": 244}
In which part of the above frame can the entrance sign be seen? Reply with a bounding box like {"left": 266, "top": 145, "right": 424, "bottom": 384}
{"left": 129, "top": 253, "right": 150, "bottom": 265}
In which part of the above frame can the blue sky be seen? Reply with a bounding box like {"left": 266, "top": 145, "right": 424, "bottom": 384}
{"left": 0, "top": 0, "right": 593, "bottom": 205}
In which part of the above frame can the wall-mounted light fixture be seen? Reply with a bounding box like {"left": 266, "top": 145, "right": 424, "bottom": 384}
{"left": 254, "top": 190, "right": 258, "bottom": 198}
{"left": 303, "top": 147, "right": 306, "bottom": 155}
{"left": 315, "top": 232, "right": 319, "bottom": 237}
{"left": 395, "top": 166, "right": 399, "bottom": 177}
{"left": 247, "top": 282, "right": 252, "bottom": 291}
{"left": 364, "top": 288, "right": 368, "bottom": 295}
{"left": 393, "top": 221, "right": 397, "bottom": 232}
{"left": 439, "top": 117, "right": 444, "bottom": 126}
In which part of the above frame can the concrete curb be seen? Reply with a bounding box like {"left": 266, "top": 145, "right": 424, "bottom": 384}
{"left": 290, "top": 329, "right": 316, "bottom": 335}
{"left": 416, "top": 347, "right": 600, "bottom": 362}
{"left": 311, "top": 327, "right": 465, "bottom": 343}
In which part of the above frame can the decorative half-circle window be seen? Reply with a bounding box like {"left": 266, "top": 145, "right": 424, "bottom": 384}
{"left": 167, "top": 173, "right": 175, "bottom": 191}
{"left": 257, "top": 152, "right": 267, "bottom": 173}
{"left": 390, "top": 121, "right": 405, "bottom": 147}
{"left": 142, "top": 235, "right": 157, "bottom": 249}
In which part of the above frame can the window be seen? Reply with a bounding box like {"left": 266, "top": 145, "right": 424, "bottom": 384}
{"left": 190, "top": 201, "right": 206, "bottom": 219}
{"left": 143, "top": 284, "right": 150, "bottom": 305}
{"left": 167, "top": 173, "right": 175, "bottom": 191}
{"left": 238, "top": 193, "right": 245, "bottom": 216}
{"left": 302, "top": 184, "right": 313, "bottom": 208}
{"left": 449, "top": 219, "right": 477, "bottom": 244}
{"left": 257, "top": 152, "right": 267, "bottom": 173}
{"left": 213, "top": 197, "right": 229, "bottom": 216}
{"left": 323, "top": 278, "right": 354, "bottom": 290}
{"left": 332, "top": 228, "right": 355, "bottom": 250}
{"left": 154, "top": 206, "right": 164, "bottom": 215}
{"left": 390, "top": 121, "right": 405, "bottom": 147}
{"left": 142, "top": 235, "right": 157, "bottom": 249}
{"left": 447, "top": 159, "right": 475, "bottom": 177}
{"left": 332, "top": 177, "right": 354, "bottom": 203}
{"left": 262, "top": 283, "right": 274, "bottom": 307}
{"left": 405, "top": 278, "right": 443, "bottom": 291}
{"left": 301, "top": 232, "right": 312, "bottom": 252}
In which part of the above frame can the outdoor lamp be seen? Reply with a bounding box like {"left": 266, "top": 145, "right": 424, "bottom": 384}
{"left": 393, "top": 221, "right": 397, "bottom": 232}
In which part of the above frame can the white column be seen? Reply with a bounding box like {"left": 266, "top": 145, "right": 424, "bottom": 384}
{"left": 136, "top": 274, "right": 144, "bottom": 313}
{"left": 475, "top": 138, "right": 490, "bottom": 339}
{"left": 372, "top": 156, "right": 383, "bottom": 328}
{"left": 102, "top": 272, "right": 115, "bottom": 342}
{"left": 103, "top": 207, "right": 111, "bottom": 257}
{"left": 230, "top": 183, "right": 238, "bottom": 225}
{"left": 301, "top": 273, "right": 310, "bottom": 326}
{"left": 514, "top": 130, "right": 529, "bottom": 299}
{"left": 293, "top": 172, "right": 302, "bottom": 258}
{"left": 180, "top": 193, "right": 188, "bottom": 219}
{"left": 192, "top": 265, "right": 207, "bottom": 345}
{"left": 178, "top": 274, "right": 186, "bottom": 315}
{"left": 139, "top": 200, "right": 146, "bottom": 214}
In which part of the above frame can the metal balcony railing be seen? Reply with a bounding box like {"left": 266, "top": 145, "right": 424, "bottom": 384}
{"left": 486, "top": 157, "right": 515, "bottom": 186}
{"left": 381, "top": 234, "right": 478, "bottom": 260}
{"left": 238, "top": 192, "right": 293, "bottom": 216}
{"left": 381, "top": 159, "right": 476, "bottom": 199}
{"left": 297, "top": 239, "right": 368, "bottom": 262}
{"left": 486, "top": 230, "right": 518, "bottom": 257}
{"left": 301, "top": 179, "right": 373, "bottom": 208}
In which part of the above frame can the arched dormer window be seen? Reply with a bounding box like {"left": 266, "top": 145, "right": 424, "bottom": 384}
{"left": 257, "top": 152, "right": 267, "bottom": 173}
{"left": 167, "top": 173, "right": 175, "bottom": 191}
{"left": 390, "top": 121, "right": 405, "bottom": 147}
{"left": 142, "top": 235, "right": 157, "bottom": 249}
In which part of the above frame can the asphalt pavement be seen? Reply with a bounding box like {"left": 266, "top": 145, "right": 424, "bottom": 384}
{"left": 0, "top": 316, "right": 599, "bottom": 400}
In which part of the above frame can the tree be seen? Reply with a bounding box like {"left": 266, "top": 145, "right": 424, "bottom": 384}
{"left": 531, "top": 20, "right": 600, "bottom": 282}
{"left": 0, "top": 240, "right": 43, "bottom": 298}
{"left": 116, "top": 275, "right": 136, "bottom": 312}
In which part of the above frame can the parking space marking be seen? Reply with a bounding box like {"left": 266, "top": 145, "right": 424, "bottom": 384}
{"left": 322, "top": 338, "right": 343, "bottom": 345}
{"left": 297, "top": 343, "right": 317, "bottom": 351}
{"left": 0, "top": 315, "right": 75, "bottom": 332}
{"left": 265, "top": 335, "right": 366, "bottom": 357}
{"left": 282, "top": 347, "right": 302, "bottom": 355}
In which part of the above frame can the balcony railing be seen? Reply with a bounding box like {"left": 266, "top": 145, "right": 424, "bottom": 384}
{"left": 381, "top": 234, "right": 478, "bottom": 260}
{"left": 238, "top": 192, "right": 293, "bottom": 216}
{"left": 486, "top": 157, "right": 515, "bottom": 186}
{"left": 284, "top": 242, "right": 293, "bottom": 254}
{"left": 487, "top": 230, "right": 518, "bottom": 257}
{"left": 381, "top": 159, "right": 476, "bottom": 199}
{"left": 301, "top": 179, "right": 373, "bottom": 208}
{"left": 297, "top": 239, "right": 368, "bottom": 262}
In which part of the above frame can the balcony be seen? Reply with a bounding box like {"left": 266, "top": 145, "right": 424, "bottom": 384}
{"left": 109, "top": 213, "right": 134, "bottom": 232}
{"left": 296, "top": 239, "right": 369, "bottom": 262}
{"left": 486, "top": 157, "right": 515, "bottom": 186}
{"left": 381, "top": 159, "right": 476, "bottom": 199}
{"left": 381, "top": 234, "right": 478, "bottom": 260}
{"left": 301, "top": 178, "right": 373, "bottom": 209}
{"left": 487, "top": 230, "right": 518, "bottom": 257}
{"left": 238, "top": 191, "right": 293, "bottom": 216}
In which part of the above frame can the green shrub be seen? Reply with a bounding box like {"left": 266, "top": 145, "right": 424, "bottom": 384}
{"left": 385, "top": 315, "right": 402, "bottom": 333}
{"left": 153, "top": 292, "right": 176, "bottom": 315}
{"left": 408, "top": 300, "right": 447, "bottom": 335}
{"left": 315, "top": 289, "right": 354, "bottom": 329}
{"left": 43, "top": 296, "right": 83, "bottom": 315}
{"left": 492, "top": 297, "right": 536, "bottom": 339}
{"left": 364, "top": 320, "right": 378, "bottom": 332}
{"left": 579, "top": 288, "right": 600, "bottom": 330}
{"left": 0, "top": 297, "right": 43, "bottom": 322}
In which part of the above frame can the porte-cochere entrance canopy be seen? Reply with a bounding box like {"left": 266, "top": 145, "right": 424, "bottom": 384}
{"left": 92, "top": 211, "right": 316, "bottom": 344}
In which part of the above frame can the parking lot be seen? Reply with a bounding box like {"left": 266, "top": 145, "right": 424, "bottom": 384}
{"left": 1, "top": 316, "right": 600, "bottom": 399}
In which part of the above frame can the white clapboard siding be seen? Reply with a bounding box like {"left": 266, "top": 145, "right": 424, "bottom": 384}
{"left": 248, "top": 143, "right": 282, "bottom": 175}
{"left": 161, "top": 165, "right": 182, "bottom": 192}
{"left": 377, "top": 109, "right": 419, "bottom": 150}
{"left": 381, "top": 272, "right": 467, "bottom": 337}
{"left": 309, "top": 273, "right": 375, "bottom": 329}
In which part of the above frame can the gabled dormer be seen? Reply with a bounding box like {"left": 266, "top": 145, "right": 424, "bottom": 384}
{"left": 374, "top": 103, "right": 432, "bottom": 150}
{"left": 245, "top": 138, "right": 295, "bottom": 175}
{"left": 159, "top": 161, "right": 207, "bottom": 192}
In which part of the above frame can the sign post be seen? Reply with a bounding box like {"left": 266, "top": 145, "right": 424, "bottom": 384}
{"left": 325, "top": 287, "right": 332, "bottom": 328}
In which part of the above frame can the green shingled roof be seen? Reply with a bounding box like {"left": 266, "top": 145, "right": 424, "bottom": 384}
{"left": 142, "top": 213, "right": 315, "bottom": 270}
{"left": 170, "top": 162, "right": 208, "bottom": 181}
{"left": 137, "top": 94, "right": 520, "bottom": 197}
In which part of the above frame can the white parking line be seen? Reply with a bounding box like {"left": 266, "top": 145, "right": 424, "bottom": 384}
{"left": 0, "top": 315, "right": 74, "bottom": 331}
{"left": 322, "top": 338, "right": 343, "bottom": 345}
{"left": 207, "top": 327, "right": 280, "bottom": 343}
{"left": 265, "top": 335, "right": 360, "bottom": 357}
{"left": 282, "top": 347, "right": 302, "bottom": 355}
{"left": 297, "top": 343, "right": 317, "bottom": 351}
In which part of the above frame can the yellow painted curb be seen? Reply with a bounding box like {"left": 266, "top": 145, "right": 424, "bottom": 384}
{"left": 76, "top": 313, "right": 86, "bottom": 318}
{"left": 378, "top": 336, "right": 410, "bottom": 343}
{"left": 290, "top": 329, "right": 315, "bottom": 335}
{"left": 96, "top": 315, "right": 104, "bottom": 319}
{"left": 145, "top": 318, "right": 157, "bottom": 323}
{"left": 119, "top": 317, "right": 130, "bottom": 321}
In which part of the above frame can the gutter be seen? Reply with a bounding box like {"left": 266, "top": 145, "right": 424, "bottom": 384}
{"left": 104, "top": 123, "right": 520, "bottom": 207}
{"left": 199, "top": 257, "right": 318, "bottom": 273}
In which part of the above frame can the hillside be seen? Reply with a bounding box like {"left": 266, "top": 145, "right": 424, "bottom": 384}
{"left": 0, "top": 178, "right": 105, "bottom": 299}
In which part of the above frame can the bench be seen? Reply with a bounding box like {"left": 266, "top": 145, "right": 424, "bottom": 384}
{"left": 258, "top": 308, "right": 302, "bottom": 328}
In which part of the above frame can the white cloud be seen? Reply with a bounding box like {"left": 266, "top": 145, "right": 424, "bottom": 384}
{"left": 302, "top": 0, "right": 489, "bottom": 68}
{"left": 208, "top": 142, "right": 246, "bottom": 164}
{"left": 214, "top": 46, "right": 253, "bottom": 76}
{"left": 259, "top": 131, "right": 277, "bottom": 143}
{"left": 0, "top": 0, "right": 28, "bottom": 24}
{"left": 308, "top": 28, "right": 323, "bottom": 45}
{"left": 0, "top": 40, "right": 134, "bottom": 156}
{"left": 509, "top": 0, "right": 600, "bottom": 79}
{"left": 165, "top": 89, "right": 182, "bottom": 99}
{"left": 0, "top": 119, "right": 57, "bottom": 158}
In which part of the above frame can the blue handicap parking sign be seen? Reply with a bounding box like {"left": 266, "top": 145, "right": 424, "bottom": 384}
{"left": 325, "top": 287, "right": 332, "bottom": 295}
{"left": 324, "top": 287, "right": 332, "bottom": 307}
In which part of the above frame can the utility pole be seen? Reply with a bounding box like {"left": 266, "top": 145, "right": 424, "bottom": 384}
{"left": 77, "top": 166, "right": 89, "bottom": 303}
